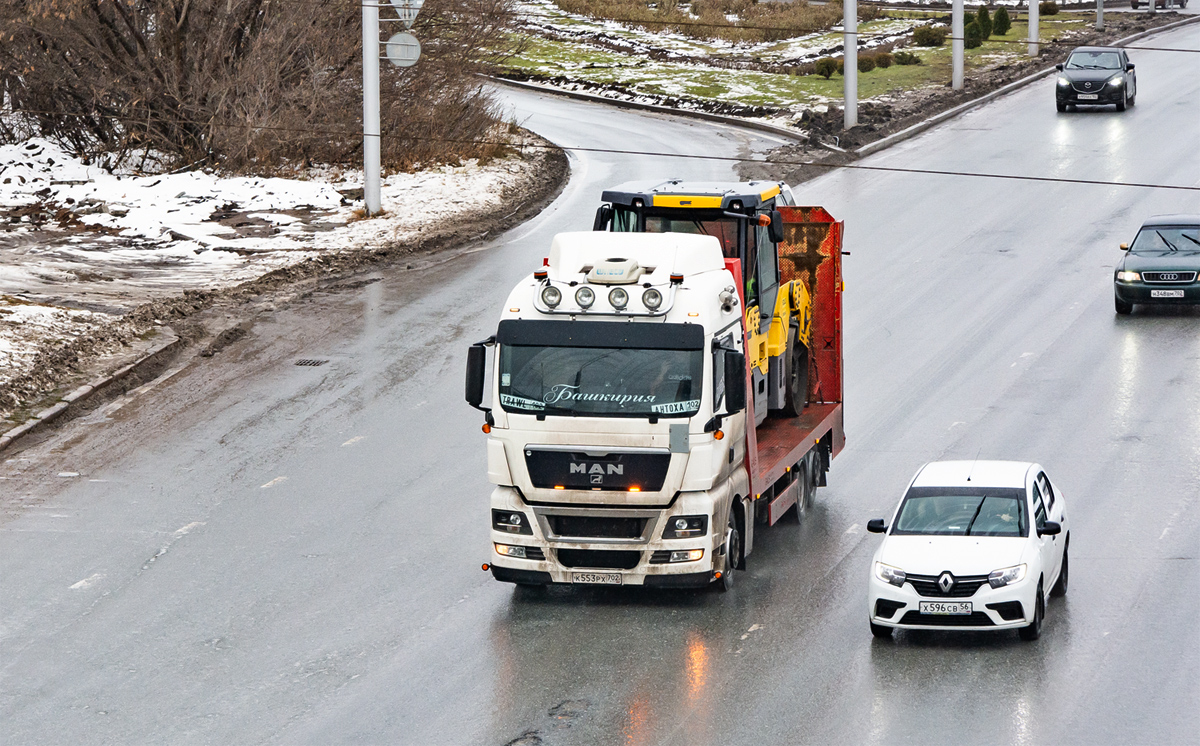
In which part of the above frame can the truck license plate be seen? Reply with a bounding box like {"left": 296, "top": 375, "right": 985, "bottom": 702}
{"left": 919, "top": 601, "right": 972, "bottom": 615}
{"left": 1151, "top": 289, "right": 1185, "bottom": 298}
{"left": 573, "top": 572, "right": 623, "bottom": 585}
{"left": 1078, "top": 93, "right": 1099, "bottom": 100}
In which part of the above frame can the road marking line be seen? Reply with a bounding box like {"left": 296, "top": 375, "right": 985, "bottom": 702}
{"left": 260, "top": 476, "right": 287, "bottom": 489}
{"left": 341, "top": 436, "right": 365, "bottom": 447}
{"left": 845, "top": 523, "right": 860, "bottom": 534}
{"left": 70, "top": 573, "right": 104, "bottom": 590}
{"left": 174, "top": 522, "right": 205, "bottom": 538}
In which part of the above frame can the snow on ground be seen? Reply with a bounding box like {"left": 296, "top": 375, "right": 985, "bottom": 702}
{"left": 0, "top": 133, "right": 543, "bottom": 393}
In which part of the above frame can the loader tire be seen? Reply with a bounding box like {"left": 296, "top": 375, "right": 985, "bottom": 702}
{"left": 781, "top": 325, "right": 809, "bottom": 417}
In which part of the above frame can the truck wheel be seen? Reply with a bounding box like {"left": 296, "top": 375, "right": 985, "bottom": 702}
{"left": 793, "top": 463, "right": 812, "bottom": 523}
{"left": 718, "top": 515, "right": 740, "bottom": 593}
{"left": 781, "top": 326, "right": 809, "bottom": 417}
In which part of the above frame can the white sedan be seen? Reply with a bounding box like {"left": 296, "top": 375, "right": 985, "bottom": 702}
{"left": 866, "top": 461, "right": 1069, "bottom": 640}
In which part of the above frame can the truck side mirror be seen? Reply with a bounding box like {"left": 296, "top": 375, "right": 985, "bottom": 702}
{"left": 465, "top": 344, "right": 487, "bottom": 409}
{"left": 593, "top": 205, "right": 613, "bottom": 231}
{"left": 768, "top": 210, "right": 784, "bottom": 244}
{"left": 867, "top": 519, "right": 888, "bottom": 533}
{"left": 724, "top": 351, "right": 746, "bottom": 413}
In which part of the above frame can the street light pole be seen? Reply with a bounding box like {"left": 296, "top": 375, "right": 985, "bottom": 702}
{"left": 1096, "top": 0, "right": 1104, "bottom": 30}
{"left": 952, "top": 0, "right": 964, "bottom": 90}
{"left": 1028, "top": 0, "right": 1040, "bottom": 57}
{"left": 362, "top": 1, "right": 382, "bottom": 215}
{"left": 844, "top": 0, "right": 857, "bottom": 129}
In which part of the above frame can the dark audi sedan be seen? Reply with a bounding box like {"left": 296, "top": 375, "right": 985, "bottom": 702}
{"left": 1114, "top": 215, "right": 1200, "bottom": 314}
{"left": 1056, "top": 47, "right": 1136, "bottom": 112}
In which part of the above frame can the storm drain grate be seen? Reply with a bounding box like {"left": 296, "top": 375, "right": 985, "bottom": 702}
{"left": 294, "top": 359, "right": 329, "bottom": 367}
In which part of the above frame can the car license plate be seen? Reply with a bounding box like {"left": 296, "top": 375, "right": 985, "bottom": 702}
{"left": 1151, "top": 289, "right": 1185, "bottom": 298}
{"left": 573, "top": 572, "right": 622, "bottom": 585}
{"left": 919, "top": 601, "right": 972, "bottom": 615}
{"left": 1078, "top": 93, "right": 1099, "bottom": 100}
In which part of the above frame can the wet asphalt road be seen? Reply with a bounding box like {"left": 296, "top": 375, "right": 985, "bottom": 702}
{"left": 2, "top": 22, "right": 1199, "bottom": 746}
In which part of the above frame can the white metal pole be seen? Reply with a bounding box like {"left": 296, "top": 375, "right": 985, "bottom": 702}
{"left": 843, "top": 0, "right": 857, "bottom": 130}
{"left": 1096, "top": 0, "right": 1104, "bottom": 30}
{"left": 1149, "top": 0, "right": 1156, "bottom": 15}
{"left": 1028, "top": 0, "right": 1040, "bottom": 57}
{"left": 362, "top": 1, "right": 382, "bottom": 215}
{"left": 952, "top": 0, "right": 964, "bottom": 90}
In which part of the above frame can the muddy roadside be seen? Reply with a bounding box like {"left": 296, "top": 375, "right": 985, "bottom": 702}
{"left": 0, "top": 135, "right": 569, "bottom": 442}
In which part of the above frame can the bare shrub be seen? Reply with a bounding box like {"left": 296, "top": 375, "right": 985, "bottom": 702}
{"left": 0, "top": 0, "right": 520, "bottom": 172}
{"left": 553, "top": 0, "right": 841, "bottom": 42}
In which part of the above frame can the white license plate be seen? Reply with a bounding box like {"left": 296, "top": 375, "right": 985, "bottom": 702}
{"left": 573, "top": 572, "right": 623, "bottom": 585}
{"left": 919, "top": 601, "right": 972, "bottom": 615}
{"left": 1078, "top": 93, "right": 1099, "bottom": 100}
{"left": 1151, "top": 289, "right": 1185, "bottom": 298}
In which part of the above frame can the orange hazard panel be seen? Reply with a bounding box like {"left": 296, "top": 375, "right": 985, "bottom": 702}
{"left": 777, "top": 206, "right": 843, "bottom": 406}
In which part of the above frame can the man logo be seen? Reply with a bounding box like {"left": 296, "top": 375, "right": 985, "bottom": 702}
{"left": 570, "top": 463, "right": 624, "bottom": 475}
{"left": 591, "top": 474, "right": 603, "bottom": 484}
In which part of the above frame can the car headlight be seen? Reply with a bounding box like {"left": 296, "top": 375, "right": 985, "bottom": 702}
{"left": 1057, "top": 76, "right": 1070, "bottom": 87}
{"left": 874, "top": 562, "right": 906, "bottom": 587}
{"left": 988, "top": 564, "right": 1027, "bottom": 588}
{"left": 1116, "top": 270, "right": 1141, "bottom": 282}
{"left": 1107, "top": 76, "right": 1124, "bottom": 87}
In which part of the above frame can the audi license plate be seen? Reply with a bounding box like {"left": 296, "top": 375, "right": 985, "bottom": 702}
{"left": 919, "top": 601, "right": 972, "bottom": 615}
{"left": 1078, "top": 93, "right": 1099, "bottom": 100}
{"left": 1151, "top": 289, "right": 1185, "bottom": 298}
{"left": 573, "top": 572, "right": 622, "bottom": 585}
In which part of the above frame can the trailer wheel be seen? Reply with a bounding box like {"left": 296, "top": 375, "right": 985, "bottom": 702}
{"left": 781, "top": 325, "right": 809, "bottom": 417}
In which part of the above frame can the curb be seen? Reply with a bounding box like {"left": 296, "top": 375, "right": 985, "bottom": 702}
{"left": 489, "top": 77, "right": 808, "bottom": 144}
{"left": 854, "top": 14, "right": 1200, "bottom": 157}
{"left": 0, "top": 327, "right": 182, "bottom": 455}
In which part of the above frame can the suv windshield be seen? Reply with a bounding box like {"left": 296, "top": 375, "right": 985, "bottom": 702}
{"left": 496, "top": 320, "right": 704, "bottom": 418}
{"left": 1130, "top": 225, "right": 1200, "bottom": 253}
{"left": 1066, "top": 51, "right": 1121, "bottom": 69}
{"left": 891, "top": 487, "right": 1028, "bottom": 537}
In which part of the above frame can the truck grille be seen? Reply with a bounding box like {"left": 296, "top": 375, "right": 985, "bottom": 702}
{"left": 1142, "top": 271, "right": 1197, "bottom": 284}
{"left": 899, "top": 611, "right": 994, "bottom": 627}
{"left": 906, "top": 573, "right": 989, "bottom": 598}
{"left": 556, "top": 549, "right": 641, "bottom": 569}
{"left": 547, "top": 515, "right": 646, "bottom": 539}
{"left": 524, "top": 546, "right": 546, "bottom": 561}
{"left": 524, "top": 448, "right": 670, "bottom": 492}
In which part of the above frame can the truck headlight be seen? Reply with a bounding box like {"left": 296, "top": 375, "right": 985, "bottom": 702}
{"left": 541, "top": 286, "right": 562, "bottom": 308}
{"left": 874, "top": 562, "right": 906, "bottom": 587}
{"left": 492, "top": 509, "right": 533, "bottom": 535}
{"left": 988, "top": 564, "right": 1027, "bottom": 588}
{"left": 669, "top": 549, "right": 704, "bottom": 562}
{"left": 1116, "top": 270, "right": 1140, "bottom": 282}
{"left": 642, "top": 288, "right": 663, "bottom": 310}
{"left": 494, "top": 543, "right": 527, "bottom": 558}
{"left": 662, "top": 515, "right": 707, "bottom": 538}
{"left": 608, "top": 287, "right": 628, "bottom": 310}
{"left": 575, "top": 286, "right": 595, "bottom": 308}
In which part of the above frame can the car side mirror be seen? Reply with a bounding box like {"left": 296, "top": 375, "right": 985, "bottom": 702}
{"left": 1055, "top": 63, "right": 1064, "bottom": 71}
{"left": 724, "top": 351, "right": 746, "bottom": 413}
{"left": 465, "top": 344, "right": 488, "bottom": 410}
{"left": 867, "top": 518, "right": 888, "bottom": 534}
{"left": 593, "top": 204, "right": 613, "bottom": 232}
{"left": 1037, "top": 521, "right": 1062, "bottom": 537}
{"left": 768, "top": 210, "right": 785, "bottom": 244}
{"left": 1119, "top": 243, "right": 1129, "bottom": 251}
{"left": 1126, "top": 63, "right": 1135, "bottom": 71}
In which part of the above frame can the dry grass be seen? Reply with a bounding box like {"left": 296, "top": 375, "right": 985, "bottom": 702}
{"left": 553, "top": 0, "right": 844, "bottom": 42}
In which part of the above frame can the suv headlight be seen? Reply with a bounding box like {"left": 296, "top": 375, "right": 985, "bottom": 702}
{"left": 1057, "top": 76, "right": 1070, "bottom": 87}
{"left": 988, "top": 564, "right": 1027, "bottom": 588}
{"left": 1107, "top": 76, "right": 1124, "bottom": 87}
{"left": 1116, "top": 270, "right": 1141, "bottom": 282}
{"left": 874, "top": 562, "right": 906, "bottom": 587}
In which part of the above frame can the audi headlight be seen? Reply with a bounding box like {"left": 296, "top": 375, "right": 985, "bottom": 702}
{"left": 608, "top": 287, "right": 628, "bottom": 310}
{"left": 575, "top": 286, "right": 595, "bottom": 308}
{"left": 1057, "top": 76, "right": 1070, "bottom": 87}
{"left": 540, "top": 286, "right": 562, "bottom": 308}
{"left": 988, "top": 564, "right": 1027, "bottom": 588}
{"left": 1116, "top": 270, "right": 1141, "bottom": 282}
{"left": 642, "top": 288, "right": 663, "bottom": 310}
{"left": 1107, "top": 76, "right": 1123, "bottom": 87}
{"left": 874, "top": 562, "right": 906, "bottom": 588}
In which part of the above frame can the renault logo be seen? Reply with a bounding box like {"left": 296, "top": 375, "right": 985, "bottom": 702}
{"left": 938, "top": 572, "right": 955, "bottom": 593}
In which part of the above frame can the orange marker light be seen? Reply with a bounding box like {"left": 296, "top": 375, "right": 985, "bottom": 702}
{"left": 757, "top": 214, "right": 771, "bottom": 226}
{"left": 629, "top": 487, "right": 641, "bottom": 492}
{"left": 713, "top": 430, "right": 724, "bottom": 440}
{"left": 482, "top": 423, "right": 491, "bottom": 433}
{"left": 554, "top": 485, "right": 565, "bottom": 490}
{"left": 714, "top": 571, "right": 722, "bottom": 580}
{"left": 482, "top": 563, "right": 490, "bottom": 571}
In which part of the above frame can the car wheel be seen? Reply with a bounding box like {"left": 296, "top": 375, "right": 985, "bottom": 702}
{"left": 1056, "top": 100, "right": 1067, "bottom": 113}
{"left": 870, "top": 622, "right": 894, "bottom": 639}
{"left": 1116, "top": 89, "right": 1127, "bottom": 112}
{"left": 1115, "top": 295, "right": 1133, "bottom": 315}
{"left": 781, "top": 324, "right": 809, "bottom": 417}
{"left": 717, "top": 512, "right": 740, "bottom": 593}
{"left": 1019, "top": 581, "right": 1044, "bottom": 641}
{"left": 1051, "top": 544, "right": 1069, "bottom": 597}
{"left": 1130, "top": 0, "right": 1138, "bottom": 6}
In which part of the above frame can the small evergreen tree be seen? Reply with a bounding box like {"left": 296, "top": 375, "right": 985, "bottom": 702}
{"left": 1039, "top": 1, "right": 1059, "bottom": 15}
{"left": 913, "top": 26, "right": 947, "bottom": 47}
{"left": 875, "top": 51, "right": 894, "bottom": 69}
{"left": 976, "top": 6, "right": 993, "bottom": 39}
{"left": 993, "top": 7, "right": 1012, "bottom": 36}
{"left": 894, "top": 50, "right": 923, "bottom": 65}
{"left": 964, "top": 20, "right": 983, "bottom": 49}
{"left": 858, "top": 55, "right": 877, "bottom": 73}
{"left": 814, "top": 58, "right": 838, "bottom": 79}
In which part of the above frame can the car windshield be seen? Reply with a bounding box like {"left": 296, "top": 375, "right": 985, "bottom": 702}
{"left": 1130, "top": 226, "right": 1200, "bottom": 253}
{"left": 891, "top": 487, "right": 1027, "bottom": 537}
{"left": 1066, "top": 51, "right": 1121, "bottom": 69}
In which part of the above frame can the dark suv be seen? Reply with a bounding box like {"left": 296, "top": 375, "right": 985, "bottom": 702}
{"left": 1056, "top": 47, "right": 1136, "bottom": 112}
{"left": 1114, "top": 215, "right": 1200, "bottom": 314}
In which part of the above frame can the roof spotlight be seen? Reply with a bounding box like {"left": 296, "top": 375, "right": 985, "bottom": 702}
{"left": 541, "top": 286, "right": 562, "bottom": 308}
{"left": 642, "top": 288, "right": 663, "bottom": 310}
{"left": 608, "top": 287, "right": 629, "bottom": 310}
{"left": 575, "top": 286, "right": 595, "bottom": 308}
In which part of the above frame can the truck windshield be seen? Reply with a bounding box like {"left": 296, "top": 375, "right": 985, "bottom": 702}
{"left": 495, "top": 320, "right": 705, "bottom": 418}
{"left": 613, "top": 206, "right": 741, "bottom": 259}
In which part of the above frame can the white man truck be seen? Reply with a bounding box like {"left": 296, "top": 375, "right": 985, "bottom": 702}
{"left": 466, "top": 184, "right": 845, "bottom": 591}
